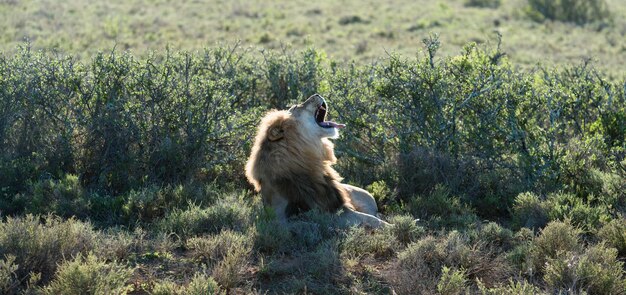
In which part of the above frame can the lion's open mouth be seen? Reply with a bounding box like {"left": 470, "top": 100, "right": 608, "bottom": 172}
{"left": 315, "top": 101, "right": 345, "bottom": 129}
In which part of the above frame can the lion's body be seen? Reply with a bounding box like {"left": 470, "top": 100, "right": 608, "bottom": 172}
{"left": 245, "top": 94, "right": 387, "bottom": 228}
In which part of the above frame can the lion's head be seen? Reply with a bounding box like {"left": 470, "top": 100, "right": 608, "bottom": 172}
{"left": 262, "top": 94, "right": 345, "bottom": 143}
{"left": 287, "top": 93, "right": 345, "bottom": 139}
{"left": 245, "top": 94, "right": 351, "bottom": 217}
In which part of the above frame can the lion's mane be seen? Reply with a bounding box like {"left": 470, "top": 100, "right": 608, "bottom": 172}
{"left": 245, "top": 110, "right": 353, "bottom": 217}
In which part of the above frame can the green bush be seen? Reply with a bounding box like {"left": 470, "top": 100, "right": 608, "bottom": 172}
{"left": 253, "top": 215, "right": 292, "bottom": 253}
{"left": 365, "top": 180, "right": 392, "bottom": 206}
{"left": 342, "top": 226, "right": 396, "bottom": 259}
{"left": 96, "top": 228, "right": 138, "bottom": 261}
{"left": 386, "top": 215, "right": 425, "bottom": 246}
{"left": 257, "top": 240, "right": 344, "bottom": 294}
{"left": 437, "top": 266, "right": 468, "bottom": 295}
{"left": 200, "top": 231, "right": 254, "bottom": 289}
{"left": 576, "top": 244, "right": 626, "bottom": 294}
{"left": 0, "top": 47, "right": 263, "bottom": 199}
{"left": 186, "top": 273, "right": 221, "bottom": 295}
{"left": 545, "top": 191, "right": 611, "bottom": 230}
{"left": 560, "top": 137, "right": 603, "bottom": 187}
{"left": 526, "top": 0, "right": 611, "bottom": 25}
{"left": 507, "top": 229, "right": 535, "bottom": 275}
{"left": 261, "top": 48, "right": 327, "bottom": 108}
{"left": 408, "top": 185, "right": 479, "bottom": 229}
{"left": 187, "top": 230, "right": 252, "bottom": 266}
{"left": 477, "top": 222, "right": 514, "bottom": 250}
{"left": 285, "top": 219, "right": 327, "bottom": 250}
{"left": 150, "top": 280, "right": 181, "bottom": 295}
{"left": 465, "top": 0, "right": 501, "bottom": 9}
{"left": 398, "top": 236, "right": 442, "bottom": 271}
{"left": 477, "top": 279, "right": 542, "bottom": 295}
{"left": 511, "top": 192, "right": 548, "bottom": 230}
{"left": 254, "top": 208, "right": 343, "bottom": 256}
{"left": 544, "top": 243, "right": 625, "bottom": 294}
{"left": 211, "top": 245, "right": 251, "bottom": 290}
{"left": 441, "top": 230, "right": 509, "bottom": 281}
{"left": 22, "top": 174, "right": 87, "bottom": 218}
{"left": 122, "top": 185, "right": 173, "bottom": 222}
{"left": 0, "top": 215, "right": 98, "bottom": 290}
{"left": 507, "top": 242, "right": 534, "bottom": 277}
{"left": 0, "top": 255, "right": 18, "bottom": 295}
{"left": 595, "top": 169, "right": 626, "bottom": 212}
{"left": 597, "top": 218, "right": 626, "bottom": 257}
{"left": 42, "top": 253, "right": 133, "bottom": 295}
{"left": 395, "top": 231, "right": 511, "bottom": 293}
{"left": 296, "top": 241, "right": 344, "bottom": 293}
{"left": 531, "top": 220, "right": 582, "bottom": 273}
{"left": 394, "top": 236, "right": 441, "bottom": 293}
{"left": 122, "top": 183, "right": 210, "bottom": 223}
{"left": 151, "top": 273, "right": 220, "bottom": 295}
{"left": 543, "top": 252, "right": 579, "bottom": 292}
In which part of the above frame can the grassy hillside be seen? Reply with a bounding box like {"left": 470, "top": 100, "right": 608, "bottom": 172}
{"left": 0, "top": 0, "right": 625, "bottom": 294}
{"left": 0, "top": 0, "right": 625, "bottom": 78}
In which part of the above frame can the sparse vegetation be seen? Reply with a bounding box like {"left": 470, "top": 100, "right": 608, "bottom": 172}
{"left": 465, "top": 0, "right": 501, "bottom": 9}
{"left": 526, "top": 0, "right": 612, "bottom": 25}
{"left": 0, "top": 0, "right": 625, "bottom": 293}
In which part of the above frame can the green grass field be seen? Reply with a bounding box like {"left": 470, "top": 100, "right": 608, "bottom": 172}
{"left": 1, "top": 0, "right": 625, "bottom": 294}
{"left": 1, "top": 0, "right": 625, "bottom": 77}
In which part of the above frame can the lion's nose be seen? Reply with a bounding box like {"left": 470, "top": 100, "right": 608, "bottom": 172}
{"left": 309, "top": 93, "right": 325, "bottom": 105}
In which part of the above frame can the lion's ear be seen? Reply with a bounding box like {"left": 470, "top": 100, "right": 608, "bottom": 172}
{"left": 268, "top": 126, "right": 284, "bottom": 141}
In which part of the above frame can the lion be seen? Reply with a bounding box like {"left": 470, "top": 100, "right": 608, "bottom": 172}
{"left": 245, "top": 94, "right": 388, "bottom": 228}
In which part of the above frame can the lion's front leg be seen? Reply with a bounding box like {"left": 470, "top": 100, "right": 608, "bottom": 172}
{"left": 263, "top": 192, "right": 290, "bottom": 224}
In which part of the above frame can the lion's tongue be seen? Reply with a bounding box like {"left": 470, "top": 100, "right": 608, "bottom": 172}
{"left": 321, "top": 121, "right": 346, "bottom": 129}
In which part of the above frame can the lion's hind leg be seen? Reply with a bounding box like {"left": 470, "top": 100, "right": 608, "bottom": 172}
{"left": 337, "top": 207, "right": 390, "bottom": 228}
{"left": 342, "top": 184, "right": 379, "bottom": 216}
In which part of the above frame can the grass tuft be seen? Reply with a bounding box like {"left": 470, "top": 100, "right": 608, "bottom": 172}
{"left": 42, "top": 253, "right": 133, "bottom": 295}
{"left": 157, "top": 192, "right": 252, "bottom": 239}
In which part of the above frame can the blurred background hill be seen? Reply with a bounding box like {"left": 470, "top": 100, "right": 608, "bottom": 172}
{"left": 1, "top": 0, "right": 624, "bottom": 78}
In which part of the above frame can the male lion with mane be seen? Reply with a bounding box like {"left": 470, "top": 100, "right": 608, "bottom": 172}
{"left": 246, "top": 94, "right": 388, "bottom": 228}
